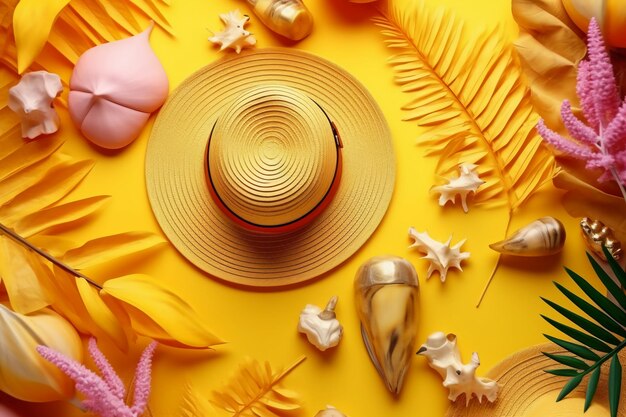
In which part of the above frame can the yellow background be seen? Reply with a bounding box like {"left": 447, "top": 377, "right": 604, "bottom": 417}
{"left": 2, "top": 0, "right": 609, "bottom": 416}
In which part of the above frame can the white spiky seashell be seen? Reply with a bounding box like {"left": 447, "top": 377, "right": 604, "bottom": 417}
{"left": 209, "top": 10, "right": 257, "bottom": 54}
{"left": 489, "top": 216, "right": 565, "bottom": 257}
{"left": 8, "top": 71, "right": 63, "bottom": 139}
{"left": 417, "top": 332, "right": 498, "bottom": 405}
{"left": 432, "top": 163, "right": 485, "bottom": 213}
{"left": 408, "top": 228, "right": 470, "bottom": 282}
{"left": 297, "top": 296, "right": 343, "bottom": 351}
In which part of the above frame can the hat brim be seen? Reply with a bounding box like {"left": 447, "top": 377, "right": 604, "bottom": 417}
{"left": 445, "top": 343, "right": 626, "bottom": 416}
{"left": 145, "top": 48, "right": 395, "bottom": 287}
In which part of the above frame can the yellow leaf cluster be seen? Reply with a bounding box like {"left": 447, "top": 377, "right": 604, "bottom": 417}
{"left": 0, "top": 65, "right": 221, "bottom": 350}
{"left": 0, "top": 0, "right": 172, "bottom": 74}
{"left": 374, "top": 1, "right": 558, "bottom": 213}
{"left": 211, "top": 357, "right": 305, "bottom": 417}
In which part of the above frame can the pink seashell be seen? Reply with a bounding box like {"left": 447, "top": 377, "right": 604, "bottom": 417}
{"left": 69, "top": 23, "right": 169, "bottom": 150}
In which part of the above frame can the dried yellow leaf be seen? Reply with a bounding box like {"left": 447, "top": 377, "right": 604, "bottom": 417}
{"left": 76, "top": 277, "right": 128, "bottom": 351}
{"left": 0, "top": 159, "right": 94, "bottom": 225}
{"left": 553, "top": 167, "right": 626, "bottom": 243}
{"left": 101, "top": 274, "right": 223, "bottom": 348}
{"left": 0, "top": 135, "right": 64, "bottom": 183}
{"left": 0, "top": 236, "right": 51, "bottom": 314}
{"left": 2, "top": 0, "right": 171, "bottom": 74}
{"left": 61, "top": 232, "right": 164, "bottom": 270}
{"left": 212, "top": 357, "right": 305, "bottom": 417}
{"left": 512, "top": 0, "right": 587, "bottom": 130}
{"left": 14, "top": 195, "right": 110, "bottom": 238}
{"left": 13, "top": 0, "right": 71, "bottom": 73}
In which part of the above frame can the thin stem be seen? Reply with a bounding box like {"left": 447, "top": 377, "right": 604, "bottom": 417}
{"left": 476, "top": 210, "right": 513, "bottom": 307}
{"left": 0, "top": 223, "right": 102, "bottom": 290}
{"left": 597, "top": 127, "right": 626, "bottom": 202}
{"left": 609, "top": 166, "right": 626, "bottom": 202}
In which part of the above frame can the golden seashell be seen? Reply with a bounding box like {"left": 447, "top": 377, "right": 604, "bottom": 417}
{"left": 354, "top": 256, "right": 419, "bottom": 395}
{"left": 562, "top": 0, "right": 626, "bottom": 48}
{"left": 580, "top": 217, "right": 623, "bottom": 261}
{"left": 489, "top": 216, "right": 566, "bottom": 257}
{"left": 246, "top": 0, "right": 313, "bottom": 41}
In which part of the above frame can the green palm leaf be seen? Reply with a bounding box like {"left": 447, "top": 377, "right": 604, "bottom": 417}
{"left": 541, "top": 315, "right": 614, "bottom": 352}
{"left": 544, "top": 247, "right": 626, "bottom": 417}
{"left": 543, "top": 352, "right": 588, "bottom": 370}
{"left": 553, "top": 283, "right": 626, "bottom": 338}
{"left": 544, "top": 334, "right": 600, "bottom": 361}
{"left": 546, "top": 368, "right": 581, "bottom": 377}
{"left": 587, "top": 253, "right": 626, "bottom": 311}
{"left": 565, "top": 267, "right": 626, "bottom": 324}
{"left": 557, "top": 374, "right": 583, "bottom": 401}
{"left": 585, "top": 367, "right": 600, "bottom": 411}
{"left": 609, "top": 355, "right": 622, "bottom": 417}
{"left": 604, "top": 246, "right": 626, "bottom": 289}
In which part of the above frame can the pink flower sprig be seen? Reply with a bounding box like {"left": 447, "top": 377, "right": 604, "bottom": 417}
{"left": 537, "top": 17, "right": 626, "bottom": 201}
{"left": 37, "top": 338, "right": 157, "bottom": 417}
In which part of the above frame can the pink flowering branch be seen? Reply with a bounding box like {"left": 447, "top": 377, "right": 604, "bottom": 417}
{"left": 37, "top": 338, "right": 157, "bottom": 417}
{"left": 537, "top": 18, "right": 626, "bottom": 201}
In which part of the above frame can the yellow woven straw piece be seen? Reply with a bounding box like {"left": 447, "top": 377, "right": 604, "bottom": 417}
{"left": 209, "top": 84, "right": 338, "bottom": 227}
{"left": 145, "top": 48, "right": 395, "bottom": 287}
{"left": 446, "top": 343, "right": 626, "bottom": 417}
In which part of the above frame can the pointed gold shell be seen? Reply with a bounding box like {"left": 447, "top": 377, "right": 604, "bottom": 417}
{"left": 354, "top": 256, "right": 419, "bottom": 395}
{"left": 489, "top": 216, "right": 565, "bottom": 257}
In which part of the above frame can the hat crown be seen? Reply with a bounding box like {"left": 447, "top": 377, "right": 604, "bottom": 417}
{"left": 207, "top": 85, "right": 340, "bottom": 230}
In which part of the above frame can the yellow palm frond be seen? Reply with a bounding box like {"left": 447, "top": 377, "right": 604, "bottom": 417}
{"left": 0, "top": 0, "right": 171, "bottom": 74}
{"left": 374, "top": 1, "right": 557, "bottom": 213}
{"left": 212, "top": 357, "right": 305, "bottom": 417}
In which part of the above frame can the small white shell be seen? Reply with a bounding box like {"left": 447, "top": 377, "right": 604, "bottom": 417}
{"left": 408, "top": 228, "right": 470, "bottom": 282}
{"left": 297, "top": 296, "right": 343, "bottom": 351}
{"left": 417, "top": 332, "right": 498, "bottom": 405}
{"left": 432, "top": 163, "right": 485, "bottom": 213}
{"left": 314, "top": 406, "right": 347, "bottom": 417}
{"left": 209, "top": 10, "right": 257, "bottom": 54}
{"left": 489, "top": 216, "right": 565, "bottom": 257}
{"left": 8, "top": 71, "right": 63, "bottom": 139}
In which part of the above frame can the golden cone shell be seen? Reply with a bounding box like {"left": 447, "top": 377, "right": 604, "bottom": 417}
{"left": 354, "top": 256, "right": 419, "bottom": 395}
{"left": 489, "top": 216, "right": 565, "bottom": 257}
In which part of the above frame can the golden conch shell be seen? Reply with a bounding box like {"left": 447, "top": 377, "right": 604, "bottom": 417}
{"left": 246, "top": 0, "right": 313, "bottom": 41}
{"left": 354, "top": 256, "right": 419, "bottom": 395}
{"left": 562, "top": 0, "right": 626, "bottom": 48}
{"left": 580, "top": 217, "right": 622, "bottom": 261}
{"left": 489, "top": 216, "right": 566, "bottom": 257}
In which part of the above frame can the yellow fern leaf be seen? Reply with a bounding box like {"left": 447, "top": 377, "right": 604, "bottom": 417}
{"left": 374, "top": 1, "right": 557, "bottom": 213}
{"left": 212, "top": 357, "right": 305, "bottom": 417}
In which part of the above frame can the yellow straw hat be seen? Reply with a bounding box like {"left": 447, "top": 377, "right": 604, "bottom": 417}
{"left": 446, "top": 343, "right": 626, "bottom": 417}
{"left": 145, "top": 48, "right": 395, "bottom": 287}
